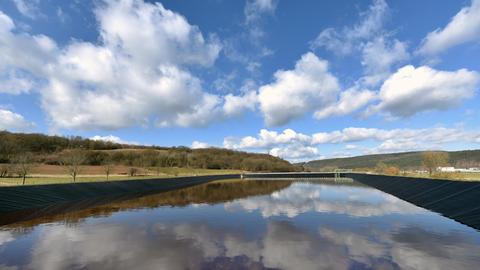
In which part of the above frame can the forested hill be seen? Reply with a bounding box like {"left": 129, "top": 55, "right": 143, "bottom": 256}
{"left": 0, "top": 131, "right": 299, "bottom": 172}
{"left": 304, "top": 150, "right": 480, "bottom": 170}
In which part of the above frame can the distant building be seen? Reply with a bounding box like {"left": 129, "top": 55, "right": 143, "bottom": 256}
{"left": 437, "top": 166, "right": 480, "bottom": 173}
{"left": 437, "top": 167, "right": 456, "bottom": 172}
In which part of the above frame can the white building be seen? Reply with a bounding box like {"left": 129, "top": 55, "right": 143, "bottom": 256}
{"left": 437, "top": 167, "right": 456, "bottom": 172}
{"left": 437, "top": 166, "right": 480, "bottom": 173}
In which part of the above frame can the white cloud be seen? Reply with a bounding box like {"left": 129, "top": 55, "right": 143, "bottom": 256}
{"left": 310, "top": 0, "right": 409, "bottom": 90}
{"left": 312, "top": 127, "right": 480, "bottom": 149}
{"left": 224, "top": 128, "right": 311, "bottom": 150}
{"left": 258, "top": 52, "right": 340, "bottom": 126}
{"left": 311, "top": 0, "right": 388, "bottom": 55}
{"left": 0, "top": 1, "right": 258, "bottom": 130}
{"left": 90, "top": 135, "right": 138, "bottom": 145}
{"left": 0, "top": 69, "right": 34, "bottom": 94}
{"left": 0, "top": 108, "right": 35, "bottom": 131}
{"left": 360, "top": 37, "right": 409, "bottom": 86}
{"left": 0, "top": 231, "right": 14, "bottom": 246}
{"left": 418, "top": 0, "right": 480, "bottom": 55}
{"left": 223, "top": 90, "right": 257, "bottom": 117}
{"left": 226, "top": 182, "right": 422, "bottom": 218}
{"left": 191, "top": 141, "right": 210, "bottom": 149}
{"left": 96, "top": 0, "right": 221, "bottom": 68}
{"left": 244, "top": 0, "right": 278, "bottom": 24}
{"left": 313, "top": 87, "right": 376, "bottom": 119}
{"left": 345, "top": 144, "right": 358, "bottom": 150}
{"left": 224, "top": 126, "right": 480, "bottom": 160}
{"left": 12, "top": 0, "right": 40, "bottom": 19}
{"left": 367, "top": 65, "right": 479, "bottom": 117}
{"left": 306, "top": 0, "right": 411, "bottom": 119}
{"left": 0, "top": 10, "right": 58, "bottom": 76}
{"left": 270, "top": 146, "right": 320, "bottom": 162}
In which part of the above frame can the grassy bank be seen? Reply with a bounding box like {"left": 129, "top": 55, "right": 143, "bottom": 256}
{"left": 0, "top": 167, "right": 243, "bottom": 186}
{"left": 402, "top": 171, "right": 480, "bottom": 181}
{"left": 353, "top": 171, "right": 480, "bottom": 181}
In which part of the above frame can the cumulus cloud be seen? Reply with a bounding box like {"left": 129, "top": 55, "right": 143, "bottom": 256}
{"left": 223, "top": 91, "right": 257, "bottom": 117}
{"left": 258, "top": 52, "right": 340, "bottom": 126}
{"left": 366, "top": 65, "right": 479, "bottom": 117}
{"left": 306, "top": 0, "right": 411, "bottom": 119}
{"left": 224, "top": 129, "right": 316, "bottom": 161}
{"left": 270, "top": 146, "right": 320, "bottom": 162}
{"left": 418, "top": 0, "right": 480, "bottom": 55}
{"left": 0, "top": 69, "right": 35, "bottom": 94}
{"left": 224, "top": 126, "right": 480, "bottom": 160}
{"left": 96, "top": 0, "right": 220, "bottom": 68}
{"left": 191, "top": 141, "right": 210, "bottom": 149}
{"left": 312, "top": 127, "right": 480, "bottom": 152}
{"left": 90, "top": 135, "right": 138, "bottom": 145}
{"left": 0, "top": 108, "right": 35, "bottom": 131}
{"left": 313, "top": 87, "right": 376, "bottom": 120}
{"left": 0, "top": 1, "right": 258, "bottom": 130}
{"left": 0, "top": 10, "right": 58, "bottom": 75}
{"left": 224, "top": 128, "right": 311, "bottom": 150}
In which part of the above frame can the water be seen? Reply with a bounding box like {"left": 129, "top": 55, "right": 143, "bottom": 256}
{"left": 1, "top": 180, "right": 480, "bottom": 270}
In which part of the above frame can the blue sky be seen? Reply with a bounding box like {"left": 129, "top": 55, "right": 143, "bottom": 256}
{"left": 0, "top": 0, "right": 480, "bottom": 161}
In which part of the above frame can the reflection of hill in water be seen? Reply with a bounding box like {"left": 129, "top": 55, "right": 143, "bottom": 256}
{"left": 2, "top": 180, "right": 293, "bottom": 229}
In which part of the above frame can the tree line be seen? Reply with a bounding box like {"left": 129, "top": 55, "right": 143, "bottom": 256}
{"left": 0, "top": 130, "right": 167, "bottom": 162}
{"left": 374, "top": 151, "right": 450, "bottom": 176}
{"left": 0, "top": 131, "right": 300, "bottom": 182}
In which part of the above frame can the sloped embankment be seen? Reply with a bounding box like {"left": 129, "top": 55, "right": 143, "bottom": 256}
{"left": 349, "top": 173, "right": 480, "bottom": 231}
{"left": 0, "top": 174, "right": 240, "bottom": 224}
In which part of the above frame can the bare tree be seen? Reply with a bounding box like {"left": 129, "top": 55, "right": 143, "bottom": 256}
{"left": 103, "top": 154, "right": 113, "bottom": 181}
{"left": 422, "top": 152, "right": 449, "bottom": 175}
{"left": 0, "top": 164, "right": 9, "bottom": 178}
{"left": 14, "top": 153, "right": 33, "bottom": 185}
{"left": 155, "top": 165, "right": 161, "bottom": 176}
{"left": 139, "top": 153, "right": 147, "bottom": 177}
{"left": 128, "top": 167, "right": 138, "bottom": 177}
{"left": 62, "top": 149, "right": 85, "bottom": 182}
{"left": 104, "top": 163, "right": 113, "bottom": 181}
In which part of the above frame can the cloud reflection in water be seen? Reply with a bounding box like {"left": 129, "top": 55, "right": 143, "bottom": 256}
{"left": 1, "top": 181, "right": 480, "bottom": 270}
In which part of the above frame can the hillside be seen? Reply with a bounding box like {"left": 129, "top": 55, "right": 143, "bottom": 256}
{"left": 0, "top": 131, "right": 299, "bottom": 172}
{"left": 304, "top": 150, "right": 480, "bottom": 170}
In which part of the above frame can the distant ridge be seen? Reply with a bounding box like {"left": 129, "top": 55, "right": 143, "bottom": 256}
{"left": 304, "top": 149, "right": 480, "bottom": 170}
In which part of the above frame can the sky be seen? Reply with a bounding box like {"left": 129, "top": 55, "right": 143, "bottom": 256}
{"left": 0, "top": 0, "right": 480, "bottom": 162}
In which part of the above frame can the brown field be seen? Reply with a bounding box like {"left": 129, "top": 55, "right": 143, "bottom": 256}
{"left": 0, "top": 164, "right": 243, "bottom": 186}
{"left": 30, "top": 164, "right": 135, "bottom": 175}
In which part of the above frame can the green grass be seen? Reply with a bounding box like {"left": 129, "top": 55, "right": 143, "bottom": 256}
{"left": 0, "top": 167, "right": 244, "bottom": 186}
{"left": 150, "top": 167, "right": 243, "bottom": 176}
{"left": 357, "top": 171, "right": 480, "bottom": 182}
{"left": 404, "top": 172, "right": 480, "bottom": 181}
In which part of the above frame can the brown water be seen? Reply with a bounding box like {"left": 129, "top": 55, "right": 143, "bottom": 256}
{"left": 1, "top": 180, "right": 480, "bottom": 270}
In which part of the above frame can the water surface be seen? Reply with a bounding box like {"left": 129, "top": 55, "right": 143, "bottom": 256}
{"left": 1, "top": 180, "right": 480, "bottom": 270}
